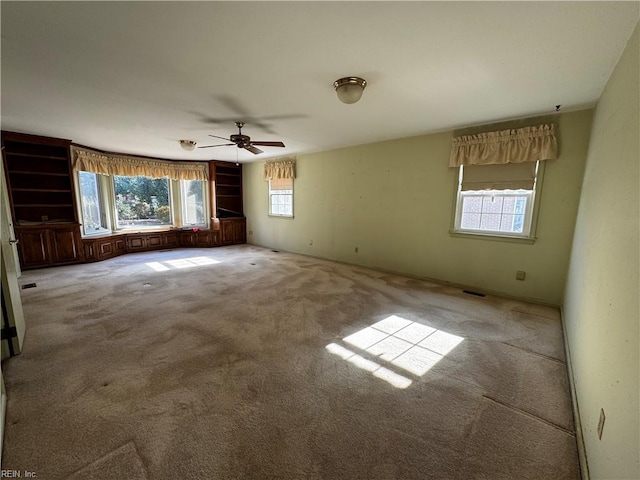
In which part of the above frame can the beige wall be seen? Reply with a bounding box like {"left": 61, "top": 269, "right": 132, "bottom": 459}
{"left": 563, "top": 22, "right": 639, "bottom": 480}
{"left": 244, "top": 110, "right": 592, "bottom": 306}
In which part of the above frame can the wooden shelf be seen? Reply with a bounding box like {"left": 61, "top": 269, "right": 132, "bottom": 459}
{"left": 212, "top": 161, "right": 243, "bottom": 220}
{"left": 14, "top": 204, "right": 74, "bottom": 208}
{"left": 13, "top": 188, "right": 72, "bottom": 193}
{"left": 6, "top": 152, "right": 68, "bottom": 161}
{"left": 2, "top": 131, "right": 80, "bottom": 263}
{"left": 9, "top": 170, "right": 71, "bottom": 177}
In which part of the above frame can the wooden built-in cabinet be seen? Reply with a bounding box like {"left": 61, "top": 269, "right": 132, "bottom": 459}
{"left": 179, "top": 229, "right": 220, "bottom": 247}
{"left": 1, "top": 132, "right": 248, "bottom": 269}
{"left": 81, "top": 229, "right": 223, "bottom": 263}
{"left": 220, "top": 217, "right": 246, "bottom": 245}
{"left": 2, "top": 132, "right": 76, "bottom": 224}
{"left": 15, "top": 223, "right": 83, "bottom": 269}
{"left": 83, "top": 235, "right": 127, "bottom": 262}
{"left": 211, "top": 161, "right": 243, "bottom": 218}
{"left": 2, "top": 131, "right": 84, "bottom": 269}
{"left": 210, "top": 161, "right": 246, "bottom": 245}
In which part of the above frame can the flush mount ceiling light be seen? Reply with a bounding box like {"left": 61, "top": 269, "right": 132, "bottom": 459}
{"left": 179, "top": 140, "right": 196, "bottom": 151}
{"left": 334, "top": 77, "right": 367, "bottom": 104}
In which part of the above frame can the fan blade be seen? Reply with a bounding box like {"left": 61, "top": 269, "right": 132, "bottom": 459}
{"left": 208, "top": 134, "right": 231, "bottom": 141}
{"left": 245, "top": 145, "right": 263, "bottom": 155}
{"left": 251, "top": 141, "right": 285, "bottom": 147}
{"left": 198, "top": 143, "right": 235, "bottom": 149}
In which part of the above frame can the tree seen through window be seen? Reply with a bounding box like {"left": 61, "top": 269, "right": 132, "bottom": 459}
{"left": 114, "top": 175, "right": 171, "bottom": 228}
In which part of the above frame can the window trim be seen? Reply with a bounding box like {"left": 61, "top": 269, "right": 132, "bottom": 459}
{"left": 449, "top": 161, "right": 545, "bottom": 243}
{"left": 179, "top": 179, "right": 208, "bottom": 227}
{"left": 75, "top": 172, "right": 209, "bottom": 237}
{"left": 268, "top": 177, "right": 294, "bottom": 218}
{"left": 75, "top": 171, "right": 111, "bottom": 236}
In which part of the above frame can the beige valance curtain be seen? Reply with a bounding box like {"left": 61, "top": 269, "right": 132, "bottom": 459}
{"left": 73, "top": 149, "right": 209, "bottom": 181}
{"left": 263, "top": 160, "right": 296, "bottom": 180}
{"left": 450, "top": 124, "right": 557, "bottom": 167}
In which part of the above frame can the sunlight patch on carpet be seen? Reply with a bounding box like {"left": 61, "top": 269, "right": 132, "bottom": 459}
{"left": 327, "top": 315, "right": 464, "bottom": 387}
{"left": 146, "top": 256, "right": 220, "bottom": 271}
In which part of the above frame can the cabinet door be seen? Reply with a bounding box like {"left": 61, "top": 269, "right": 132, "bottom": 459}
{"left": 220, "top": 220, "right": 235, "bottom": 245}
{"left": 147, "top": 234, "right": 162, "bottom": 248}
{"left": 127, "top": 235, "right": 146, "bottom": 250}
{"left": 221, "top": 218, "right": 246, "bottom": 245}
{"left": 98, "top": 239, "right": 115, "bottom": 258}
{"left": 50, "top": 227, "right": 82, "bottom": 264}
{"left": 233, "top": 218, "right": 246, "bottom": 243}
{"left": 114, "top": 237, "right": 126, "bottom": 254}
{"left": 16, "top": 230, "right": 49, "bottom": 268}
{"left": 164, "top": 232, "right": 179, "bottom": 248}
{"left": 196, "top": 231, "right": 212, "bottom": 247}
{"left": 83, "top": 240, "right": 98, "bottom": 262}
{"left": 179, "top": 232, "right": 196, "bottom": 246}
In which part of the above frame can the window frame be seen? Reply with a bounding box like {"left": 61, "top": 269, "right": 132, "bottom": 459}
{"left": 268, "top": 177, "right": 294, "bottom": 218}
{"left": 75, "top": 171, "right": 111, "bottom": 236}
{"left": 450, "top": 161, "right": 545, "bottom": 243}
{"left": 112, "top": 175, "right": 174, "bottom": 231}
{"left": 74, "top": 172, "right": 209, "bottom": 237}
{"left": 179, "top": 179, "right": 208, "bottom": 227}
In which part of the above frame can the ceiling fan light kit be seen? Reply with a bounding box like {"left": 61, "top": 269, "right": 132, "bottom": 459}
{"left": 179, "top": 139, "right": 197, "bottom": 151}
{"left": 334, "top": 77, "right": 367, "bottom": 104}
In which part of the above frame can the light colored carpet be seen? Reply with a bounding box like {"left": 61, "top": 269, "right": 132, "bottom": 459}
{"left": 1, "top": 245, "right": 580, "bottom": 479}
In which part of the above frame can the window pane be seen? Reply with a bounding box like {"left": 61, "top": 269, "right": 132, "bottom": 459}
{"left": 480, "top": 213, "right": 501, "bottom": 231}
{"left": 114, "top": 175, "right": 171, "bottom": 228}
{"left": 461, "top": 212, "right": 481, "bottom": 229}
{"left": 461, "top": 196, "right": 482, "bottom": 213}
{"left": 481, "top": 196, "right": 503, "bottom": 214}
{"left": 182, "top": 180, "right": 205, "bottom": 225}
{"left": 78, "top": 171, "right": 105, "bottom": 234}
{"left": 270, "top": 193, "right": 293, "bottom": 216}
{"left": 457, "top": 191, "right": 531, "bottom": 236}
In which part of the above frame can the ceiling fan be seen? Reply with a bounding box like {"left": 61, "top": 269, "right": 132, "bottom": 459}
{"left": 198, "top": 121, "right": 285, "bottom": 155}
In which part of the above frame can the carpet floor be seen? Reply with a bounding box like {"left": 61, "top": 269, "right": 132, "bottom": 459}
{"left": 2, "top": 245, "right": 580, "bottom": 479}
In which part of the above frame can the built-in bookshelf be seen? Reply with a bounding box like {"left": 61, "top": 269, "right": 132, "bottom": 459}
{"left": 2, "top": 131, "right": 76, "bottom": 224}
{"left": 2, "top": 131, "right": 83, "bottom": 269}
{"left": 212, "top": 161, "right": 243, "bottom": 218}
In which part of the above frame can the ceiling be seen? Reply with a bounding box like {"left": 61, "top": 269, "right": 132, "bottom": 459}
{"left": 1, "top": 2, "right": 638, "bottom": 163}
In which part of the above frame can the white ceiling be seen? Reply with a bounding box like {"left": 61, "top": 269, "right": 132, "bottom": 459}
{"left": 1, "top": 2, "right": 638, "bottom": 163}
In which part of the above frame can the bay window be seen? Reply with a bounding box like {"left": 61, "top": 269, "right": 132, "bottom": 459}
{"left": 73, "top": 149, "right": 209, "bottom": 236}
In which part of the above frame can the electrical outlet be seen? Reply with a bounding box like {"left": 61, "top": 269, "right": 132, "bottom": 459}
{"left": 597, "top": 408, "right": 605, "bottom": 440}
{"left": 354, "top": 247, "right": 359, "bottom": 253}
{"left": 309, "top": 239, "right": 313, "bottom": 246}
{"left": 248, "top": 230, "right": 253, "bottom": 236}
{"left": 516, "top": 270, "right": 526, "bottom": 281}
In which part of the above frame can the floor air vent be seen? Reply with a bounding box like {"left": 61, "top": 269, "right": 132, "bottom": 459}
{"left": 21, "top": 283, "right": 37, "bottom": 289}
{"left": 463, "top": 290, "right": 486, "bottom": 297}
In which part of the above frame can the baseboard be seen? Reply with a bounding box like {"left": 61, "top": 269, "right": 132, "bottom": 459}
{"left": 560, "top": 307, "right": 589, "bottom": 480}
{"left": 247, "top": 241, "right": 561, "bottom": 308}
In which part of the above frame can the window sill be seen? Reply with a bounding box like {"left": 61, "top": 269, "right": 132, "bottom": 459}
{"left": 116, "top": 226, "right": 174, "bottom": 233}
{"left": 268, "top": 214, "right": 294, "bottom": 219}
{"left": 449, "top": 230, "right": 536, "bottom": 244}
